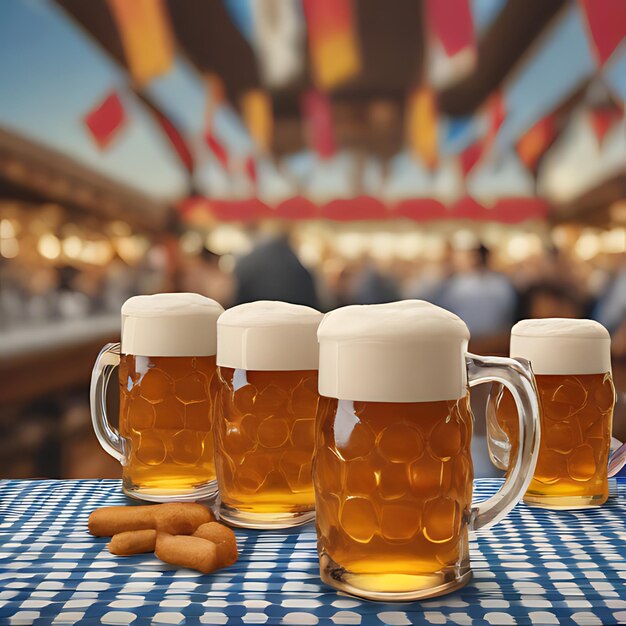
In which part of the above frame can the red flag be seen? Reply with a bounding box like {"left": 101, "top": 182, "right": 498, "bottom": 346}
{"left": 488, "top": 91, "right": 505, "bottom": 138}
{"left": 143, "top": 104, "right": 193, "bottom": 173}
{"left": 302, "top": 90, "right": 335, "bottom": 159}
{"left": 580, "top": 0, "right": 626, "bottom": 66}
{"left": 459, "top": 141, "right": 484, "bottom": 176}
{"left": 302, "top": 0, "right": 360, "bottom": 90}
{"left": 84, "top": 91, "right": 126, "bottom": 150}
{"left": 424, "top": 0, "right": 475, "bottom": 58}
{"left": 205, "top": 132, "right": 229, "bottom": 170}
{"left": 589, "top": 106, "right": 623, "bottom": 146}
{"left": 245, "top": 156, "right": 257, "bottom": 184}
{"left": 516, "top": 115, "right": 558, "bottom": 171}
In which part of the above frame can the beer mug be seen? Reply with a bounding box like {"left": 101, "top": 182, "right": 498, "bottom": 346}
{"left": 214, "top": 301, "right": 323, "bottom": 528}
{"left": 313, "top": 300, "right": 540, "bottom": 601}
{"left": 488, "top": 318, "right": 626, "bottom": 508}
{"left": 90, "top": 293, "right": 224, "bottom": 501}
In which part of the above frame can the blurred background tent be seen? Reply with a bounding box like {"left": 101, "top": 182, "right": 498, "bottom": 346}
{"left": 1, "top": 0, "right": 625, "bottom": 479}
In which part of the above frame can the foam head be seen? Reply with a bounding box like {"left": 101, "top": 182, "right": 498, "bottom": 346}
{"left": 217, "top": 301, "right": 322, "bottom": 371}
{"left": 318, "top": 300, "right": 470, "bottom": 402}
{"left": 121, "top": 293, "right": 224, "bottom": 357}
{"left": 510, "top": 318, "right": 611, "bottom": 375}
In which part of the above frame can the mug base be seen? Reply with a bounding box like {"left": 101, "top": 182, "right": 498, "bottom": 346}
{"left": 122, "top": 479, "right": 219, "bottom": 503}
{"left": 218, "top": 503, "right": 315, "bottom": 529}
{"left": 319, "top": 552, "right": 472, "bottom": 601}
{"left": 524, "top": 491, "right": 608, "bottom": 510}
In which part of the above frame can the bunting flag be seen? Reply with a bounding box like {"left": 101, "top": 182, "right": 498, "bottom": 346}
{"left": 301, "top": 90, "right": 335, "bottom": 159}
{"left": 589, "top": 104, "right": 624, "bottom": 147}
{"left": 516, "top": 114, "right": 558, "bottom": 171}
{"left": 302, "top": 0, "right": 360, "bottom": 90}
{"left": 205, "top": 132, "right": 229, "bottom": 170}
{"left": 204, "top": 73, "right": 230, "bottom": 170}
{"left": 406, "top": 86, "right": 438, "bottom": 169}
{"left": 424, "top": 0, "right": 476, "bottom": 86}
{"left": 424, "top": 0, "right": 475, "bottom": 58}
{"left": 486, "top": 90, "right": 506, "bottom": 143}
{"left": 459, "top": 141, "right": 484, "bottom": 176}
{"left": 108, "top": 0, "right": 174, "bottom": 86}
{"left": 245, "top": 155, "right": 258, "bottom": 185}
{"left": 580, "top": 0, "right": 626, "bottom": 66}
{"left": 84, "top": 91, "right": 127, "bottom": 150}
{"left": 241, "top": 89, "right": 273, "bottom": 153}
{"left": 250, "top": 0, "right": 305, "bottom": 88}
{"left": 137, "top": 94, "right": 194, "bottom": 173}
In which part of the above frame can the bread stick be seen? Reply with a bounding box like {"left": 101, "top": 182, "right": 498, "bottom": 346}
{"left": 88, "top": 505, "right": 156, "bottom": 536}
{"left": 153, "top": 503, "right": 214, "bottom": 534}
{"left": 192, "top": 522, "right": 238, "bottom": 567}
{"left": 108, "top": 529, "right": 157, "bottom": 555}
{"left": 88, "top": 503, "right": 214, "bottom": 537}
{"left": 155, "top": 533, "right": 220, "bottom": 574}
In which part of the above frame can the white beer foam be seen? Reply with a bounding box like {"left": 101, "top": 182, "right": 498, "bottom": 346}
{"left": 121, "top": 293, "right": 224, "bottom": 357}
{"left": 217, "top": 301, "right": 322, "bottom": 371}
{"left": 511, "top": 318, "right": 611, "bottom": 375}
{"left": 318, "top": 300, "right": 470, "bottom": 402}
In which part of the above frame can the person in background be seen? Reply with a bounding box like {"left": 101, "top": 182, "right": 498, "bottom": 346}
{"left": 439, "top": 244, "right": 517, "bottom": 337}
{"left": 180, "top": 248, "right": 234, "bottom": 308}
{"left": 233, "top": 228, "right": 320, "bottom": 309}
{"left": 350, "top": 258, "right": 401, "bottom": 305}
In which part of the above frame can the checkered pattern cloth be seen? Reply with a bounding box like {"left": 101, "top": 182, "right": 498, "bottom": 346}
{"left": 1, "top": 479, "right": 625, "bottom": 625}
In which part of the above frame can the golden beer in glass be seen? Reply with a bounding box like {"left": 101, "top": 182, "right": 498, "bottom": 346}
{"left": 118, "top": 354, "right": 219, "bottom": 495}
{"left": 314, "top": 301, "right": 540, "bottom": 601}
{"left": 488, "top": 319, "right": 616, "bottom": 508}
{"left": 214, "top": 301, "right": 322, "bottom": 528}
{"left": 91, "top": 293, "right": 224, "bottom": 501}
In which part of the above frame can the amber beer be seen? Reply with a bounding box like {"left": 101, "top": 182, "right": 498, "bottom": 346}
{"left": 315, "top": 396, "right": 474, "bottom": 593}
{"left": 314, "top": 301, "right": 540, "bottom": 601}
{"left": 488, "top": 318, "right": 615, "bottom": 508}
{"left": 214, "top": 301, "right": 323, "bottom": 528}
{"left": 90, "top": 293, "right": 224, "bottom": 501}
{"left": 118, "top": 354, "right": 219, "bottom": 495}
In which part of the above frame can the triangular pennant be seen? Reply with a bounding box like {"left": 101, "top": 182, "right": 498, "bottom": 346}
{"left": 580, "top": 0, "right": 626, "bottom": 66}
{"left": 205, "top": 132, "right": 229, "bottom": 170}
{"left": 84, "top": 91, "right": 127, "bottom": 150}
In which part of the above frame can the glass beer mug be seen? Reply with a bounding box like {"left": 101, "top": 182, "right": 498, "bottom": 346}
{"left": 214, "top": 301, "right": 323, "bottom": 528}
{"left": 488, "top": 318, "right": 626, "bottom": 508}
{"left": 90, "top": 293, "right": 224, "bottom": 501}
{"left": 313, "top": 300, "right": 540, "bottom": 601}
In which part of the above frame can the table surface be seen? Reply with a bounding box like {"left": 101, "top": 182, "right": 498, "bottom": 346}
{"left": 1, "top": 479, "right": 625, "bottom": 626}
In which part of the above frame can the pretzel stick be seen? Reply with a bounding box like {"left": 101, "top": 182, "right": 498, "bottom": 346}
{"left": 193, "top": 522, "right": 238, "bottom": 567}
{"left": 108, "top": 529, "right": 157, "bottom": 555}
{"left": 155, "top": 533, "right": 220, "bottom": 574}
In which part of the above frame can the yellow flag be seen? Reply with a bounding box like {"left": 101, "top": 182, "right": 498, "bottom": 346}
{"left": 407, "top": 87, "right": 438, "bottom": 169}
{"left": 303, "top": 0, "right": 361, "bottom": 90}
{"left": 108, "top": 0, "right": 174, "bottom": 86}
{"left": 241, "top": 89, "right": 273, "bottom": 153}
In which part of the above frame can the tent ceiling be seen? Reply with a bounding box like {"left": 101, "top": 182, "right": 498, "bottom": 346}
{"left": 57, "top": 0, "right": 566, "bottom": 122}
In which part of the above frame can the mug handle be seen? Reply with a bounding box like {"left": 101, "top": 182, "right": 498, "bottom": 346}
{"left": 90, "top": 342, "right": 125, "bottom": 462}
{"left": 466, "top": 354, "right": 540, "bottom": 531}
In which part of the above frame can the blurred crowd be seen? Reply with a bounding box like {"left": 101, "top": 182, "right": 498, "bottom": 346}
{"left": 4, "top": 225, "right": 626, "bottom": 357}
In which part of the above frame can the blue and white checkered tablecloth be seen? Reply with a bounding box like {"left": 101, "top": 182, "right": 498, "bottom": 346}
{"left": 1, "top": 479, "right": 626, "bottom": 626}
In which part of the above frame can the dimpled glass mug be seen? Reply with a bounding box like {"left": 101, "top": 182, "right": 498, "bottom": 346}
{"left": 90, "top": 293, "right": 224, "bottom": 501}
{"left": 214, "top": 301, "right": 323, "bottom": 528}
{"left": 313, "top": 300, "right": 540, "bottom": 601}
{"left": 488, "top": 318, "right": 626, "bottom": 508}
